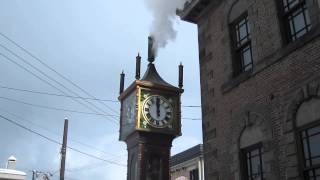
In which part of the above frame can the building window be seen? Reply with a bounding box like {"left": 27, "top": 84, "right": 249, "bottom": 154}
{"left": 242, "top": 143, "right": 264, "bottom": 180}
{"left": 190, "top": 169, "right": 199, "bottom": 180}
{"left": 299, "top": 123, "right": 320, "bottom": 179}
{"left": 231, "top": 13, "right": 253, "bottom": 76}
{"left": 281, "top": 0, "right": 312, "bottom": 42}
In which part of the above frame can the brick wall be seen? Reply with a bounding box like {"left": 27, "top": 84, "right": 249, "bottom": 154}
{"left": 194, "top": 0, "right": 320, "bottom": 179}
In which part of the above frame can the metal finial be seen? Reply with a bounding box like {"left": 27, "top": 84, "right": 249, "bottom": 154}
{"left": 179, "top": 62, "right": 183, "bottom": 89}
{"left": 135, "top": 53, "right": 141, "bottom": 80}
{"left": 119, "top": 71, "right": 125, "bottom": 94}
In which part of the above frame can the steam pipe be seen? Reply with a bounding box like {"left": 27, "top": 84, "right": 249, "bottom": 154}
{"left": 148, "top": 36, "right": 155, "bottom": 63}
{"left": 179, "top": 63, "right": 183, "bottom": 89}
{"left": 119, "top": 71, "right": 125, "bottom": 94}
{"left": 135, "top": 53, "right": 141, "bottom": 80}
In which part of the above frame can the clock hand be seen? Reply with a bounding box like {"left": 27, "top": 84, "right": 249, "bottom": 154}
{"left": 156, "top": 97, "right": 160, "bottom": 117}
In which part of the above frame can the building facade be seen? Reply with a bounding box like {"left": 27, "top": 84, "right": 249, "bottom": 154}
{"left": 0, "top": 156, "right": 26, "bottom": 180}
{"left": 179, "top": 0, "right": 320, "bottom": 179}
{"left": 170, "top": 144, "right": 204, "bottom": 180}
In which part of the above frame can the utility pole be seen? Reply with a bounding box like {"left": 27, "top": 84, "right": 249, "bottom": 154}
{"left": 60, "top": 118, "right": 68, "bottom": 180}
{"left": 32, "top": 170, "right": 36, "bottom": 180}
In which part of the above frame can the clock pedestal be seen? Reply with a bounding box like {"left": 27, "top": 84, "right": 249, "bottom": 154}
{"left": 126, "top": 132, "right": 174, "bottom": 180}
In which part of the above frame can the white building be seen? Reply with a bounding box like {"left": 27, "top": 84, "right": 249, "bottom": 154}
{"left": 170, "top": 144, "right": 205, "bottom": 180}
{"left": 0, "top": 156, "right": 26, "bottom": 180}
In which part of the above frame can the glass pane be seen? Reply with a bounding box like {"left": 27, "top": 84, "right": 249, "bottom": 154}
{"left": 242, "top": 45, "right": 252, "bottom": 72}
{"left": 309, "top": 134, "right": 320, "bottom": 160}
{"left": 288, "top": 0, "right": 299, "bottom": 10}
{"left": 239, "top": 24, "right": 248, "bottom": 41}
{"left": 251, "top": 149, "right": 260, "bottom": 157}
{"left": 283, "top": 0, "right": 300, "bottom": 12}
{"left": 292, "top": 10, "right": 307, "bottom": 34}
{"left": 251, "top": 156, "right": 260, "bottom": 175}
{"left": 309, "top": 126, "right": 320, "bottom": 136}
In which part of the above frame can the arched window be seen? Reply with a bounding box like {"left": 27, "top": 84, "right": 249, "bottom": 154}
{"left": 228, "top": 0, "right": 253, "bottom": 76}
{"left": 295, "top": 98, "right": 320, "bottom": 179}
{"left": 239, "top": 112, "right": 266, "bottom": 180}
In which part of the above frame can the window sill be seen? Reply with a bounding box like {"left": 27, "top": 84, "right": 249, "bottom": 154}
{"left": 221, "top": 25, "right": 320, "bottom": 94}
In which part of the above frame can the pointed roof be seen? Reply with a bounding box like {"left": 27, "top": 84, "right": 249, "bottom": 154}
{"left": 141, "top": 63, "right": 175, "bottom": 88}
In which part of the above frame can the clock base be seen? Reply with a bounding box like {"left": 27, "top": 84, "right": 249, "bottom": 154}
{"left": 126, "top": 131, "right": 174, "bottom": 180}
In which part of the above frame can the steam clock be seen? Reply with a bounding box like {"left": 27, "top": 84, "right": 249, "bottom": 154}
{"left": 118, "top": 37, "right": 184, "bottom": 180}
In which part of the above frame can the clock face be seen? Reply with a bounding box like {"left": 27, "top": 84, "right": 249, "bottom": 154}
{"left": 120, "top": 91, "right": 136, "bottom": 140}
{"left": 142, "top": 95, "right": 173, "bottom": 128}
{"left": 123, "top": 92, "right": 136, "bottom": 124}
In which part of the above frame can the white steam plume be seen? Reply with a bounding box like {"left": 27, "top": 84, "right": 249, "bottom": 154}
{"left": 144, "top": 0, "right": 191, "bottom": 54}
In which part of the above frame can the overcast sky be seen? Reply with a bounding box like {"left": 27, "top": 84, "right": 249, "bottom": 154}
{"left": 0, "top": 1, "right": 201, "bottom": 179}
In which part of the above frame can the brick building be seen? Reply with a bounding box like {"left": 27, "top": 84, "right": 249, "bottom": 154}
{"left": 179, "top": 0, "right": 320, "bottom": 179}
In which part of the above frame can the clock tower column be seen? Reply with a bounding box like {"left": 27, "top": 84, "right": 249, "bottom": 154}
{"left": 118, "top": 37, "right": 184, "bottom": 180}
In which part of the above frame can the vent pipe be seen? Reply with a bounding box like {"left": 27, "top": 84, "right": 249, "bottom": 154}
{"left": 6, "top": 156, "right": 16, "bottom": 170}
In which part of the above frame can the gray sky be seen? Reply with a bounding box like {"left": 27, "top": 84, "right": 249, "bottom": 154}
{"left": 0, "top": 1, "right": 201, "bottom": 179}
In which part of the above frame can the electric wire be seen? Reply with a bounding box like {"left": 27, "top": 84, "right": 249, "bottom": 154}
{"left": 0, "top": 107, "right": 124, "bottom": 158}
{"left": 0, "top": 114, "right": 126, "bottom": 167}
{"left": 0, "top": 53, "right": 118, "bottom": 124}
{"left": 0, "top": 85, "right": 118, "bottom": 102}
{"left": 0, "top": 32, "right": 119, "bottom": 115}
{"left": 182, "top": 105, "right": 201, "bottom": 108}
{"left": 0, "top": 95, "right": 201, "bottom": 122}
{"left": 0, "top": 84, "right": 202, "bottom": 108}
{"left": 0, "top": 44, "right": 118, "bottom": 121}
{"left": 0, "top": 96, "right": 118, "bottom": 118}
{"left": 181, "top": 117, "right": 202, "bottom": 121}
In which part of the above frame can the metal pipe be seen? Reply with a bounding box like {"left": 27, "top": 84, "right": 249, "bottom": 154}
{"left": 135, "top": 53, "right": 141, "bottom": 80}
{"left": 119, "top": 71, "right": 125, "bottom": 94}
{"left": 179, "top": 63, "right": 183, "bottom": 89}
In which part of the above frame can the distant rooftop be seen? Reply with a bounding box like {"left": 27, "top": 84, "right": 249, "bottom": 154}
{"left": 170, "top": 144, "right": 203, "bottom": 167}
{"left": 0, "top": 168, "right": 26, "bottom": 180}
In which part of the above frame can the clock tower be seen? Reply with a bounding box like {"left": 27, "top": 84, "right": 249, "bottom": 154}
{"left": 118, "top": 37, "right": 184, "bottom": 180}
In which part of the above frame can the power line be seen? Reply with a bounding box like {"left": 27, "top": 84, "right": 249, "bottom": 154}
{"left": 0, "top": 53, "right": 118, "bottom": 124}
{"left": 0, "top": 85, "right": 118, "bottom": 102}
{"left": 181, "top": 117, "right": 202, "bottom": 121}
{"left": 182, "top": 105, "right": 201, "bottom": 108}
{"left": 0, "top": 32, "right": 119, "bottom": 115}
{"left": 0, "top": 44, "right": 118, "bottom": 120}
{"left": 0, "top": 114, "right": 126, "bottom": 167}
{"left": 0, "top": 32, "right": 201, "bottom": 112}
{"left": 0, "top": 94, "right": 201, "bottom": 123}
{"left": 0, "top": 94, "right": 201, "bottom": 122}
{"left": 0, "top": 84, "right": 203, "bottom": 108}
{"left": 0, "top": 96, "right": 119, "bottom": 119}
{"left": 0, "top": 107, "right": 122, "bottom": 160}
